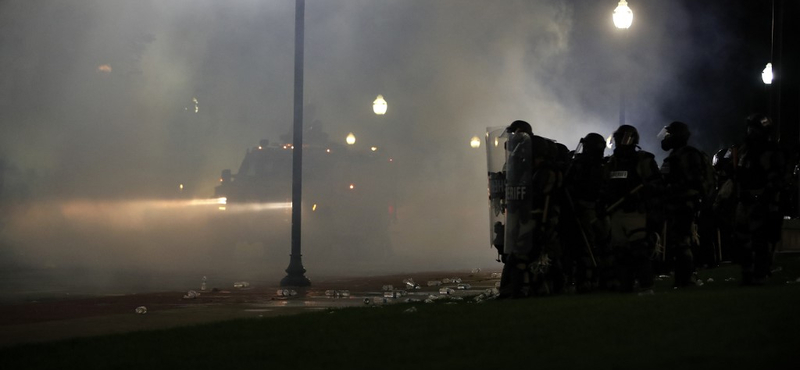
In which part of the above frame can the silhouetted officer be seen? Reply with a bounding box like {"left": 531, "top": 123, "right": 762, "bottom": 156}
{"left": 733, "top": 114, "right": 785, "bottom": 285}
{"left": 658, "top": 121, "right": 711, "bottom": 287}
{"left": 562, "top": 133, "right": 608, "bottom": 293}
{"left": 603, "top": 125, "right": 661, "bottom": 293}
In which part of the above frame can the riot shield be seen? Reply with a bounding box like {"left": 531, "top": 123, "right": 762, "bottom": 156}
{"left": 504, "top": 131, "right": 534, "bottom": 256}
{"left": 486, "top": 127, "right": 507, "bottom": 253}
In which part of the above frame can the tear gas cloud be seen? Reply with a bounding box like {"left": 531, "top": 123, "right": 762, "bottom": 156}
{"left": 0, "top": 1, "right": 771, "bottom": 288}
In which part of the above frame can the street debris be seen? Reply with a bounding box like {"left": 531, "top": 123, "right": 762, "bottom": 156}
{"left": 325, "top": 290, "right": 351, "bottom": 297}
{"left": 183, "top": 290, "right": 199, "bottom": 299}
{"left": 276, "top": 289, "right": 297, "bottom": 297}
{"left": 135, "top": 306, "right": 147, "bottom": 314}
{"left": 403, "top": 278, "right": 420, "bottom": 289}
{"left": 233, "top": 281, "right": 250, "bottom": 289}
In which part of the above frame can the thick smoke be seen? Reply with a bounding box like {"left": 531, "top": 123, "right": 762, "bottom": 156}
{"left": 0, "top": 0, "right": 770, "bottom": 294}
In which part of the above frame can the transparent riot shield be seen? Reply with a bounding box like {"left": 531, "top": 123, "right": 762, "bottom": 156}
{"left": 486, "top": 127, "right": 508, "bottom": 253}
{"left": 504, "top": 131, "right": 534, "bottom": 256}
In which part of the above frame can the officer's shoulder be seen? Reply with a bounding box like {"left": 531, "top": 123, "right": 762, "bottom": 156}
{"left": 636, "top": 150, "right": 656, "bottom": 160}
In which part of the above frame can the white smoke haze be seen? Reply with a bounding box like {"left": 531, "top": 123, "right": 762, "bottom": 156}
{"left": 0, "top": 0, "right": 769, "bottom": 296}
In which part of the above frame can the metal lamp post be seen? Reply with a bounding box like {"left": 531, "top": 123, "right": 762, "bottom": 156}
{"left": 613, "top": 0, "right": 633, "bottom": 125}
{"left": 281, "top": 0, "right": 311, "bottom": 287}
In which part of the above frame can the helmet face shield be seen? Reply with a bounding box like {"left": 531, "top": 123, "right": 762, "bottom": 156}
{"left": 657, "top": 127, "right": 669, "bottom": 141}
{"left": 574, "top": 142, "right": 585, "bottom": 155}
{"left": 612, "top": 125, "right": 639, "bottom": 148}
{"left": 613, "top": 131, "right": 637, "bottom": 147}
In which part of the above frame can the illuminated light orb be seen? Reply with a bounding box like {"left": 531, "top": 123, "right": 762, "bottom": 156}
{"left": 326, "top": 148, "right": 331, "bottom": 153}
{"left": 373, "top": 95, "right": 388, "bottom": 115}
{"left": 346, "top": 133, "right": 356, "bottom": 145}
{"left": 192, "top": 97, "right": 199, "bottom": 113}
{"left": 762, "top": 63, "right": 774, "bottom": 85}
{"left": 613, "top": 0, "right": 633, "bottom": 29}
{"left": 312, "top": 204, "right": 317, "bottom": 211}
{"left": 179, "top": 184, "right": 184, "bottom": 190}
{"left": 470, "top": 136, "right": 481, "bottom": 148}
{"left": 606, "top": 135, "right": 614, "bottom": 149}
{"left": 371, "top": 146, "right": 378, "bottom": 152}
{"left": 97, "top": 64, "right": 112, "bottom": 73}
{"left": 349, "top": 184, "right": 355, "bottom": 190}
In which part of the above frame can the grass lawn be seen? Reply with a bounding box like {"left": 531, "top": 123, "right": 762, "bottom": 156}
{"left": 2, "top": 255, "right": 799, "bottom": 370}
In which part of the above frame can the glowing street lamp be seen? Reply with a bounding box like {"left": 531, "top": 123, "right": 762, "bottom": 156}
{"left": 470, "top": 136, "right": 481, "bottom": 148}
{"left": 373, "top": 94, "right": 388, "bottom": 115}
{"left": 613, "top": 0, "right": 633, "bottom": 29}
{"left": 762, "top": 62, "right": 774, "bottom": 85}
{"left": 346, "top": 132, "right": 356, "bottom": 145}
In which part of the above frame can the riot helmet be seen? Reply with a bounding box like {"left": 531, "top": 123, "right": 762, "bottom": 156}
{"left": 612, "top": 124, "right": 639, "bottom": 148}
{"left": 745, "top": 113, "right": 772, "bottom": 143}
{"left": 574, "top": 133, "right": 606, "bottom": 158}
{"left": 657, "top": 121, "right": 690, "bottom": 151}
{"left": 506, "top": 120, "right": 533, "bottom": 137}
{"left": 712, "top": 147, "right": 733, "bottom": 175}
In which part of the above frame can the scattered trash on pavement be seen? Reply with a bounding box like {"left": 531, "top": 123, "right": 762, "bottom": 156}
{"left": 183, "top": 290, "right": 199, "bottom": 299}
{"left": 135, "top": 306, "right": 147, "bottom": 314}
{"left": 325, "top": 290, "right": 351, "bottom": 297}
{"left": 276, "top": 289, "right": 297, "bottom": 297}
{"left": 402, "top": 278, "right": 420, "bottom": 289}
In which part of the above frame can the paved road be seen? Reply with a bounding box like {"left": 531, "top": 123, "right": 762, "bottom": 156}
{"left": 0, "top": 270, "right": 500, "bottom": 347}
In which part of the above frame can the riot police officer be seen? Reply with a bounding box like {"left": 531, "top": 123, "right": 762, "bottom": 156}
{"left": 562, "top": 133, "right": 608, "bottom": 293}
{"left": 658, "top": 121, "right": 710, "bottom": 287}
{"left": 733, "top": 114, "right": 785, "bottom": 285}
{"left": 498, "top": 120, "right": 563, "bottom": 298}
{"left": 603, "top": 125, "right": 661, "bottom": 293}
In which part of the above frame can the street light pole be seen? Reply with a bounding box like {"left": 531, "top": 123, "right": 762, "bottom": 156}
{"left": 613, "top": 0, "right": 633, "bottom": 126}
{"left": 281, "top": 0, "right": 311, "bottom": 287}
